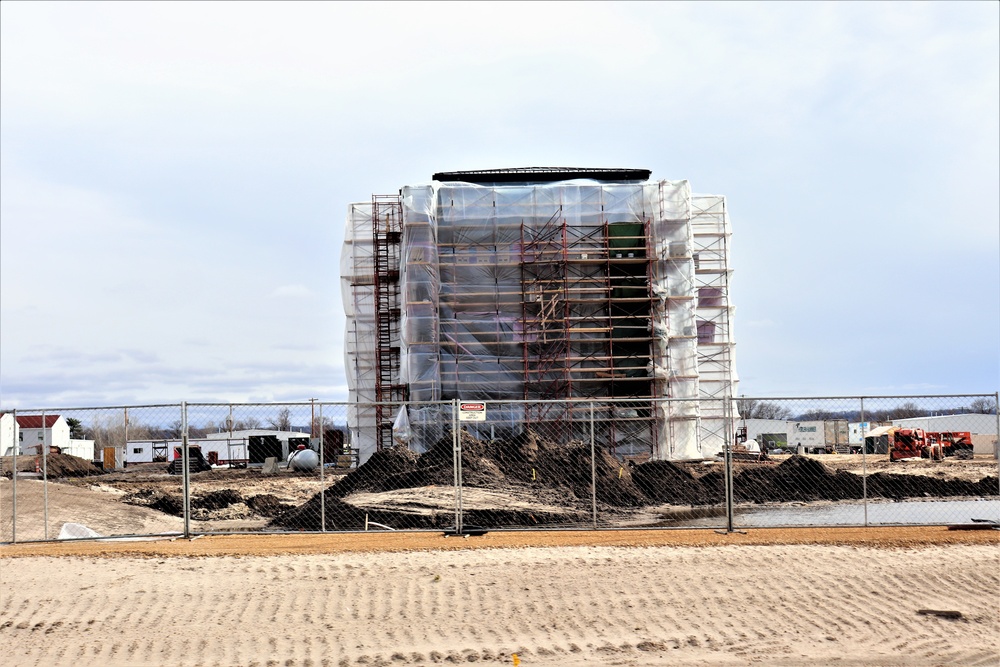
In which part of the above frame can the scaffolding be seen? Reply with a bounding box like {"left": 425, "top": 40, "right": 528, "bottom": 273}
{"left": 372, "top": 195, "right": 406, "bottom": 451}
{"left": 342, "top": 172, "right": 735, "bottom": 463}
{"left": 692, "top": 195, "right": 739, "bottom": 455}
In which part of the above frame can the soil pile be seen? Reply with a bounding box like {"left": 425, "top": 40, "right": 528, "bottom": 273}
{"left": 734, "top": 457, "right": 999, "bottom": 503}
{"left": 208, "top": 431, "right": 1000, "bottom": 532}
{"left": 123, "top": 489, "right": 183, "bottom": 516}
{"left": 865, "top": 472, "right": 998, "bottom": 500}
{"left": 192, "top": 489, "right": 243, "bottom": 510}
{"left": 123, "top": 487, "right": 298, "bottom": 522}
{"left": 270, "top": 429, "right": 646, "bottom": 531}
{"left": 3, "top": 453, "right": 105, "bottom": 478}
{"left": 324, "top": 446, "right": 422, "bottom": 498}
{"left": 46, "top": 454, "right": 105, "bottom": 477}
{"left": 245, "top": 494, "right": 295, "bottom": 518}
{"left": 632, "top": 460, "right": 718, "bottom": 505}
{"left": 318, "top": 430, "right": 649, "bottom": 506}
{"left": 735, "top": 456, "right": 865, "bottom": 502}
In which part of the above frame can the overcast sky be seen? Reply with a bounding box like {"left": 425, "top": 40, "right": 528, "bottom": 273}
{"left": 1, "top": 1, "right": 997, "bottom": 409}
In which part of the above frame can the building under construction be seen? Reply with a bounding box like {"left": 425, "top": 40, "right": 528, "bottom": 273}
{"left": 342, "top": 168, "right": 737, "bottom": 463}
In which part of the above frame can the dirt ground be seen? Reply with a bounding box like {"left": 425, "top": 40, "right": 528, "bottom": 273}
{"left": 1, "top": 525, "right": 997, "bottom": 558}
{"left": 1, "top": 532, "right": 997, "bottom": 667}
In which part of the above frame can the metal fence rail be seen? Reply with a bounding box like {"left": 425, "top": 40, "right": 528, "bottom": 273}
{"left": 1, "top": 394, "right": 998, "bottom": 543}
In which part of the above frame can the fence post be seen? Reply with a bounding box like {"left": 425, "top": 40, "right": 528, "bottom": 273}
{"left": 590, "top": 401, "right": 597, "bottom": 530}
{"left": 319, "top": 401, "right": 326, "bottom": 533}
{"left": 860, "top": 397, "right": 868, "bottom": 527}
{"left": 994, "top": 393, "right": 999, "bottom": 496}
{"left": 452, "top": 399, "right": 462, "bottom": 534}
{"left": 11, "top": 408, "right": 16, "bottom": 543}
{"left": 124, "top": 407, "right": 129, "bottom": 465}
{"left": 723, "top": 397, "right": 735, "bottom": 532}
{"left": 181, "top": 402, "right": 191, "bottom": 539}
{"left": 41, "top": 409, "right": 49, "bottom": 540}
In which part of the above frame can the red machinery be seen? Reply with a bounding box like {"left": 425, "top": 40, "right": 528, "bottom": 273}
{"left": 889, "top": 429, "right": 974, "bottom": 461}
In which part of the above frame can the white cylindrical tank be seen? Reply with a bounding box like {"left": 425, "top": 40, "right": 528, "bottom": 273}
{"left": 287, "top": 445, "right": 319, "bottom": 472}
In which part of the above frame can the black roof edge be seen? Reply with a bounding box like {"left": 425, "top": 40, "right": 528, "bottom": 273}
{"left": 432, "top": 167, "right": 652, "bottom": 184}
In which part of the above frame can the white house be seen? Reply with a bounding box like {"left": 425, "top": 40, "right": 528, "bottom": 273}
{"left": 1, "top": 413, "right": 95, "bottom": 458}
{"left": 0, "top": 413, "right": 16, "bottom": 456}
{"left": 0, "top": 412, "right": 69, "bottom": 456}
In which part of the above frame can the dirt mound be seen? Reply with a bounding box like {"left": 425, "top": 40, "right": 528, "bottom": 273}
{"left": 246, "top": 494, "right": 295, "bottom": 517}
{"left": 271, "top": 441, "right": 1000, "bottom": 531}
{"left": 326, "top": 446, "right": 422, "bottom": 498}
{"left": 192, "top": 489, "right": 243, "bottom": 510}
{"left": 123, "top": 489, "right": 184, "bottom": 516}
{"left": 271, "top": 496, "right": 442, "bottom": 531}
{"left": 632, "top": 460, "right": 719, "bottom": 506}
{"left": 39, "top": 454, "right": 104, "bottom": 478}
{"left": 125, "top": 487, "right": 302, "bottom": 521}
{"left": 865, "top": 473, "right": 999, "bottom": 500}
{"left": 731, "top": 456, "right": 999, "bottom": 504}
{"left": 325, "top": 430, "right": 650, "bottom": 508}
{"left": 735, "top": 461, "right": 864, "bottom": 503}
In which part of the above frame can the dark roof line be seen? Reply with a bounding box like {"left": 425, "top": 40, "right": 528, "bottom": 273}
{"left": 432, "top": 167, "right": 652, "bottom": 184}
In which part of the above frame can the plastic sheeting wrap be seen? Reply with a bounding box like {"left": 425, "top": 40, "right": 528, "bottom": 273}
{"left": 342, "top": 176, "right": 737, "bottom": 462}
{"left": 342, "top": 201, "right": 378, "bottom": 461}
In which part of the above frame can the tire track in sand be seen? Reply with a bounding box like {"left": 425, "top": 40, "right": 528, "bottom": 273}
{"left": 0, "top": 544, "right": 996, "bottom": 666}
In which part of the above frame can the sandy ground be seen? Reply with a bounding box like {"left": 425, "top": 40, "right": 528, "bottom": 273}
{"left": 1, "top": 529, "right": 998, "bottom": 667}
{"left": 0, "top": 477, "right": 186, "bottom": 542}
{"left": 2, "top": 455, "right": 998, "bottom": 665}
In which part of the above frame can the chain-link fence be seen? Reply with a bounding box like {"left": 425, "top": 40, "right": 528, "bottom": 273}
{"left": 2, "top": 395, "right": 998, "bottom": 542}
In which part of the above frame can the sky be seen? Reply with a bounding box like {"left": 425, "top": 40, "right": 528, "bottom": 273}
{"left": 1, "top": 1, "right": 998, "bottom": 409}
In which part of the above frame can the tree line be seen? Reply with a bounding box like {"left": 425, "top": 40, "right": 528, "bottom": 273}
{"left": 737, "top": 397, "right": 997, "bottom": 422}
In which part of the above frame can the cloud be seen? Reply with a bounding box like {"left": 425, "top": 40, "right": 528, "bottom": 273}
{"left": 0, "top": 2, "right": 996, "bottom": 407}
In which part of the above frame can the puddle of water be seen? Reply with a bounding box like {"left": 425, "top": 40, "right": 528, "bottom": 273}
{"left": 662, "top": 498, "right": 1000, "bottom": 528}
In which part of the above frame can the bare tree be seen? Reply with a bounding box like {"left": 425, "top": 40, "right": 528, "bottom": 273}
{"left": 268, "top": 408, "right": 292, "bottom": 432}
{"left": 886, "top": 402, "right": 927, "bottom": 420}
{"left": 797, "top": 409, "right": 841, "bottom": 421}
{"left": 311, "top": 415, "right": 332, "bottom": 438}
{"left": 968, "top": 397, "right": 998, "bottom": 414}
{"left": 232, "top": 417, "right": 262, "bottom": 430}
{"left": 737, "top": 399, "right": 791, "bottom": 420}
{"left": 89, "top": 414, "right": 126, "bottom": 449}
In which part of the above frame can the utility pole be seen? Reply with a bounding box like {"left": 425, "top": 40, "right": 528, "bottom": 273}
{"left": 309, "top": 398, "right": 317, "bottom": 438}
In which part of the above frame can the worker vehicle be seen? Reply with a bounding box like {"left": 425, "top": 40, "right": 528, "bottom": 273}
{"left": 888, "top": 428, "right": 974, "bottom": 461}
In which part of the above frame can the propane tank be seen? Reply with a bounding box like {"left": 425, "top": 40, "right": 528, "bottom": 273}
{"left": 287, "top": 444, "right": 319, "bottom": 471}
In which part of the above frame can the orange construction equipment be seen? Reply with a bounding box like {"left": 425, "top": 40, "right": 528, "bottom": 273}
{"left": 888, "top": 428, "right": 974, "bottom": 461}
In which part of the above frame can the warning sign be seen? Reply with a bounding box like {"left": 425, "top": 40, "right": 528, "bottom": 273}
{"left": 459, "top": 402, "right": 487, "bottom": 422}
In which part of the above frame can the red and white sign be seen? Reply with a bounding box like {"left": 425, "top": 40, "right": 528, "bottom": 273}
{"left": 459, "top": 402, "right": 487, "bottom": 422}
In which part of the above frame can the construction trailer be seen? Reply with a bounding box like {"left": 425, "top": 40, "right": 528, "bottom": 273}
{"left": 342, "top": 168, "right": 738, "bottom": 463}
